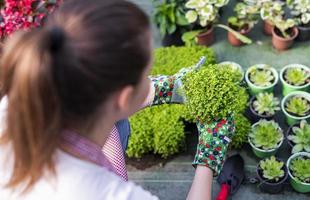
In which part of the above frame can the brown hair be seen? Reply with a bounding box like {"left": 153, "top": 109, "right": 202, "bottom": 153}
{"left": 0, "top": 0, "right": 150, "bottom": 192}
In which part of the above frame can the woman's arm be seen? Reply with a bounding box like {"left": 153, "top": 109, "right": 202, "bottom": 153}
{"left": 187, "top": 166, "right": 213, "bottom": 200}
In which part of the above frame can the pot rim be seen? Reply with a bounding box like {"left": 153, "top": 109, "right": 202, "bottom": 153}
{"left": 248, "top": 121, "right": 284, "bottom": 153}
{"left": 245, "top": 64, "right": 279, "bottom": 89}
{"left": 218, "top": 61, "right": 244, "bottom": 81}
{"left": 286, "top": 152, "right": 310, "bottom": 186}
{"left": 272, "top": 26, "right": 299, "bottom": 41}
{"left": 249, "top": 96, "right": 275, "bottom": 118}
{"left": 281, "top": 91, "right": 310, "bottom": 120}
{"left": 279, "top": 64, "right": 310, "bottom": 89}
{"left": 256, "top": 157, "right": 288, "bottom": 185}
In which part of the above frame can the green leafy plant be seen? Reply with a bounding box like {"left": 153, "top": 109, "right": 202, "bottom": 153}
{"left": 253, "top": 92, "right": 280, "bottom": 116}
{"left": 260, "top": 0, "right": 285, "bottom": 25}
{"left": 259, "top": 156, "right": 285, "bottom": 182}
{"left": 248, "top": 65, "right": 275, "bottom": 87}
{"left": 290, "top": 157, "right": 310, "bottom": 183}
{"left": 228, "top": 2, "right": 260, "bottom": 31}
{"left": 249, "top": 120, "right": 283, "bottom": 150}
{"left": 218, "top": 63, "right": 243, "bottom": 81}
{"left": 288, "top": 120, "right": 310, "bottom": 153}
{"left": 127, "top": 46, "right": 216, "bottom": 158}
{"left": 273, "top": 17, "right": 296, "bottom": 38}
{"left": 153, "top": 0, "right": 189, "bottom": 37}
{"left": 285, "top": 96, "right": 310, "bottom": 117}
{"left": 183, "top": 64, "right": 249, "bottom": 122}
{"left": 284, "top": 67, "right": 309, "bottom": 86}
{"left": 230, "top": 113, "right": 251, "bottom": 149}
{"left": 287, "top": 0, "right": 310, "bottom": 26}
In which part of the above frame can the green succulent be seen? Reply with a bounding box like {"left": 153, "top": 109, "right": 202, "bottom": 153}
{"left": 285, "top": 96, "right": 310, "bottom": 117}
{"left": 249, "top": 66, "right": 275, "bottom": 87}
{"left": 249, "top": 120, "right": 283, "bottom": 150}
{"left": 290, "top": 157, "right": 310, "bottom": 183}
{"left": 253, "top": 92, "right": 280, "bottom": 115}
{"left": 288, "top": 120, "right": 310, "bottom": 153}
{"left": 230, "top": 113, "right": 251, "bottom": 149}
{"left": 259, "top": 156, "right": 285, "bottom": 182}
{"left": 285, "top": 67, "right": 309, "bottom": 86}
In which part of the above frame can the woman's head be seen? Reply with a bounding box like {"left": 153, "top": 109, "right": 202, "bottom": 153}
{"left": 1, "top": 0, "right": 151, "bottom": 192}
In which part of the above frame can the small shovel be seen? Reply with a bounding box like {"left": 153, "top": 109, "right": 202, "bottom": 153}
{"left": 216, "top": 154, "right": 245, "bottom": 200}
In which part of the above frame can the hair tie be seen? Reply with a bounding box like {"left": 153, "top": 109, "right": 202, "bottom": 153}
{"left": 49, "top": 27, "right": 65, "bottom": 53}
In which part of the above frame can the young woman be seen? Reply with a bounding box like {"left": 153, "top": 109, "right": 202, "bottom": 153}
{"left": 0, "top": 0, "right": 235, "bottom": 199}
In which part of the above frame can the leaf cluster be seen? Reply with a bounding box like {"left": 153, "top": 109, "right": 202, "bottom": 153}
{"left": 259, "top": 156, "right": 285, "bottom": 182}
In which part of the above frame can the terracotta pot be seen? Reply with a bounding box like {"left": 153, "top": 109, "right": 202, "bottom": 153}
{"left": 263, "top": 20, "right": 273, "bottom": 36}
{"left": 227, "top": 26, "right": 251, "bottom": 46}
{"left": 197, "top": 27, "right": 214, "bottom": 46}
{"left": 272, "top": 27, "right": 299, "bottom": 51}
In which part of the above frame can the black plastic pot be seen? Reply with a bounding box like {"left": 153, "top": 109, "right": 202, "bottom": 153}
{"left": 162, "top": 29, "right": 184, "bottom": 47}
{"left": 248, "top": 96, "right": 274, "bottom": 123}
{"left": 297, "top": 24, "right": 310, "bottom": 41}
{"left": 256, "top": 158, "right": 288, "bottom": 194}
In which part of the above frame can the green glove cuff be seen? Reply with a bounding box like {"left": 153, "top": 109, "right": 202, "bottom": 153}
{"left": 192, "top": 115, "right": 235, "bottom": 176}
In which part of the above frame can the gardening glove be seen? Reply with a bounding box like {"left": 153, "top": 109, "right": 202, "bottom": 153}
{"left": 193, "top": 115, "right": 236, "bottom": 176}
{"left": 150, "top": 56, "right": 206, "bottom": 105}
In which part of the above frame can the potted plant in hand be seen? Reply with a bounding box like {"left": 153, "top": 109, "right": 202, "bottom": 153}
{"left": 257, "top": 156, "right": 288, "bottom": 193}
{"left": 249, "top": 92, "right": 280, "bottom": 123}
{"left": 271, "top": 16, "right": 299, "bottom": 50}
{"left": 260, "top": 0, "right": 285, "bottom": 35}
{"left": 287, "top": 120, "right": 310, "bottom": 153}
{"left": 287, "top": 0, "right": 310, "bottom": 41}
{"left": 281, "top": 91, "right": 310, "bottom": 125}
{"left": 248, "top": 120, "right": 283, "bottom": 158}
{"left": 280, "top": 64, "right": 310, "bottom": 96}
{"left": 287, "top": 152, "right": 310, "bottom": 193}
{"left": 245, "top": 64, "right": 278, "bottom": 95}
{"left": 153, "top": 0, "right": 190, "bottom": 46}
{"left": 227, "top": 2, "right": 259, "bottom": 46}
{"left": 218, "top": 61, "right": 244, "bottom": 81}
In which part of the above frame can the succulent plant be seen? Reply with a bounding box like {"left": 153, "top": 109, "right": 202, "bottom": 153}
{"left": 290, "top": 157, "right": 310, "bottom": 183}
{"left": 249, "top": 66, "right": 275, "bottom": 87}
{"left": 285, "top": 96, "right": 310, "bottom": 117}
{"left": 287, "top": 0, "right": 310, "bottom": 26}
{"left": 284, "top": 67, "right": 309, "bottom": 86}
{"left": 249, "top": 120, "right": 283, "bottom": 150}
{"left": 288, "top": 120, "right": 310, "bottom": 153}
{"left": 253, "top": 92, "right": 280, "bottom": 116}
{"left": 259, "top": 156, "right": 285, "bottom": 182}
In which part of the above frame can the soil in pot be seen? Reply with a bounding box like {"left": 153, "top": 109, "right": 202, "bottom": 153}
{"left": 197, "top": 26, "right": 214, "bottom": 46}
{"left": 227, "top": 24, "right": 251, "bottom": 46}
{"left": 272, "top": 27, "right": 299, "bottom": 51}
{"left": 249, "top": 96, "right": 274, "bottom": 123}
{"left": 162, "top": 29, "right": 184, "bottom": 47}
{"left": 297, "top": 23, "right": 310, "bottom": 41}
{"left": 263, "top": 20, "right": 273, "bottom": 36}
{"left": 257, "top": 161, "right": 288, "bottom": 194}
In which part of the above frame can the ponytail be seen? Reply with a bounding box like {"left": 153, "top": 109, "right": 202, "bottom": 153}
{"left": 0, "top": 29, "right": 62, "bottom": 192}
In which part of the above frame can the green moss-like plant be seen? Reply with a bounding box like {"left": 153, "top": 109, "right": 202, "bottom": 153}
{"left": 183, "top": 64, "right": 248, "bottom": 122}
{"left": 290, "top": 157, "right": 310, "bottom": 183}
{"left": 230, "top": 113, "right": 251, "bottom": 149}
{"left": 259, "top": 156, "right": 285, "bottom": 182}
{"left": 127, "top": 46, "right": 216, "bottom": 158}
{"left": 288, "top": 120, "right": 310, "bottom": 154}
{"left": 249, "top": 120, "right": 283, "bottom": 150}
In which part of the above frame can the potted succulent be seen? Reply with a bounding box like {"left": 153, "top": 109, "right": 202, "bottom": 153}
{"left": 184, "top": 0, "right": 252, "bottom": 46}
{"left": 248, "top": 120, "right": 283, "bottom": 158}
{"left": 280, "top": 64, "right": 310, "bottom": 96}
{"left": 260, "top": 0, "right": 285, "bottom": 35}
{"left": 227, "top": 2, "right": 259, "bottom": 46}
{"left": 257, "top": 156, "right": 288, "bottom": 193}
{"left": 218, "top": 61, "right": 244, "bottom": 81}
{"left": 287, "top": 0, "right": 310, "bottom": 41}
{"left": 271, "top": 16, "right": 299, "bottom": 51}
{"left": 153, "top": 0, "right": 190, "bottom": 46}
{"left": 287, "top": 152, "right": 310, "bottom": 193}
{"left": 249, "top": 92, "right": 280, "bottom": 123}
{"left": 287, "top": 120, "right": 310, "bottom": 153}
{"left": 245, "top": 64, "right": 279, "bottom": 95}
{"left": 281, "top": 91, "right": 310, "bottom": 125}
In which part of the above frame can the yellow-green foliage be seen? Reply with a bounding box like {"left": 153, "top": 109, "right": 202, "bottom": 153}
{"left": 126, "top": 46, "right": 216, "bottom": 158}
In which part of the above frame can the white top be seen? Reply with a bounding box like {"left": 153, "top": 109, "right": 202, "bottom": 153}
{"left": 0, "top": 97, "right": 158, "bottom": 200}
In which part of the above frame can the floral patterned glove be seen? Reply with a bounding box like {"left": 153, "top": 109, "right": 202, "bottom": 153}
{"left": 193, "top": 115, "right": 235, "bottom": 176}
{"left": 150, "top": 56, "right": 206, "bottom": 105}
